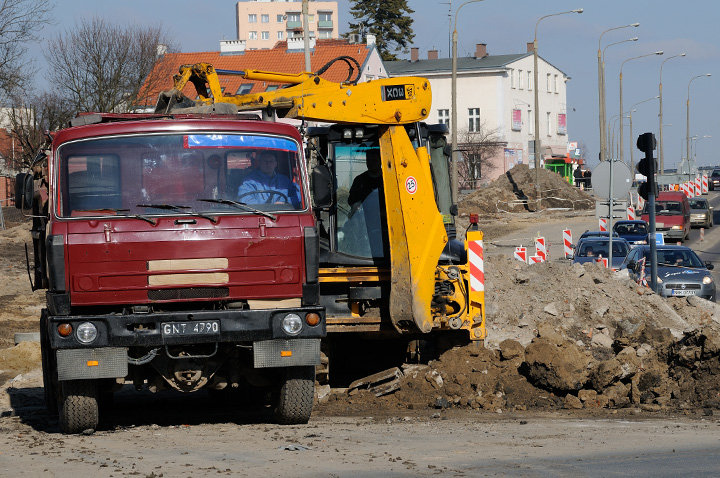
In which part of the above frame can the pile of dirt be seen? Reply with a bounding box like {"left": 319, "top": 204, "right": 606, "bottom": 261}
{"left": 459, "top": 164, "right": 595, "bottom": 214}
{"left": 320, "top": 258, "right": 720, "bottom": 414}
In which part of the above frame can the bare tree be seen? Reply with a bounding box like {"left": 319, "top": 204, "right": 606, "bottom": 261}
{"left": 0, "top": 0, "right": 52, "bottom": 98}
{"left": 45, "top": 18, "right": 174, "bottom": 113}
{"left": 456, "top": 124, "right": 505, "bottom": 189}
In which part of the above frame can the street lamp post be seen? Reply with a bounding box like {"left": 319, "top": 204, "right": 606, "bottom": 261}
{"left": 533, "top": 8, "right": 583, "bottom": 205}
{"left": 451, "top": 0, "right": 485, "bottom": 204}
{"left": 658, "top": 53, "right": 686, "bottom": 172}
{"left": 601, "top": 36, "right": 639, "bottom": 159}
{"left": 692, "top": 135, "right": 712, "bottom": 161}
{"left": 686, "top": 73, "right": 712, "bottom": 164}
{"left": 628, "top": 95, "right": 659, "bottom": 172}
{"left": 597, "top": 23, "right": 639, "bottom": 164}
{"left": 619, "top": 51, "right": 663, "bottom": 165}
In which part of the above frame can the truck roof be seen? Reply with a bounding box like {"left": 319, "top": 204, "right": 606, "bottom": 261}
{"left": 53, "top": 114, "right": 303, "bottom": 144}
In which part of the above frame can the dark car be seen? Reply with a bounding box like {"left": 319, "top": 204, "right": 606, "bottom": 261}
{"left": 572, "top": 237, "right": 630, "bottom": 270}
{"left": 612, "top": 220, "right": 648, "bottom": 245}
{"left": 689, "top": 197, "right": 713, "bottom": 228}
{"left": 578, "top": 230, "right": 619, "bottom": 240}
{"left": 621, "top": 245, "right": 716, "bottom": 301}
{"left": 710, "top": 170, "right": 720, "bottom": 191}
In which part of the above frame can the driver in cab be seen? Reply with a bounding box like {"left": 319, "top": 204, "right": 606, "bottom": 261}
{"left": 237, "top": 151, "right": 301, "bottom": 208}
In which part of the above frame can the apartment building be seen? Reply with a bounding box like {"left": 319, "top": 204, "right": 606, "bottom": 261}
{"left": 235, "top": 0, "right": 339, "bottom": 50}
{"left": 386, "top": 43, "right": 575, "bottom": 184}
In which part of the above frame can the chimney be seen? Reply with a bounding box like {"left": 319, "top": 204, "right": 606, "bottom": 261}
{"left": 428, "top": 49, "right": 438, "bottom": 60}
{"left": 475, "top": 43, "right": 487, "bottom": 58}
{"left": 411, "top": 47, "right": 419, "bottom": 62}
{"left": 527, "top": 42, "right": 535, "bottom": 53}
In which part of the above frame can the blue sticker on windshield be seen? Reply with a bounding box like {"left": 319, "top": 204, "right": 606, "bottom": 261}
{"left": 184, "top": 135, "right": 298, "bottom": 152}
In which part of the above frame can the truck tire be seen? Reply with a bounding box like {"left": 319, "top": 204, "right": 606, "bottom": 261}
{"left": 273, "top": 366, "right": 314, "bottom": 425}
{"left": 40, "top": 311, "right": 58, "bottom": 415}
{"left": 58, "top": 380, "right": 99, "bottom": 434}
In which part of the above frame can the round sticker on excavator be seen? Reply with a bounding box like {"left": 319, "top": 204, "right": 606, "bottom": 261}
{"left": 405, "top": 176, "right": 418, "bottom": 195}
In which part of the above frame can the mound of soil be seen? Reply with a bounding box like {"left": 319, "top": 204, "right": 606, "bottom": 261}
{"left": 460, "top": 164, "right": 594, "bottom": 214}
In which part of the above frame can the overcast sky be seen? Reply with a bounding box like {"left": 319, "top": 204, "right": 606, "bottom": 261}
{"left": 34, "top": 0, "right": 720, "bottom": 168}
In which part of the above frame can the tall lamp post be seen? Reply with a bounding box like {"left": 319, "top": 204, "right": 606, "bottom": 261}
{"left": 619, "top": 51, "right": 663, "bottom": 165}
{"left": 686, "top": 73, "right": 711, "bottom": 164}
{"left": 691, "top": 135, "right": 711, "bottom": 162}
{"left": 628, "top": 95, "right": 659, "bottom": 172}
{"left": 658, "top": 53, "right": 686, "bottom": 172}
{"left": 597, "top": 23, "right": 639, "bottom": 163}
{"left": 451, "top": 0, "right": 485, "bottom": 203}
{"left": 601, "top": 36, "right": 638, "bottom": 159}
{"left": 533, "top": 8, "right": 583, "bottom": 201}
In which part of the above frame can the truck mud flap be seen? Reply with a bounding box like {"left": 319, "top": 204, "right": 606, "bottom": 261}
{"left": 56, "top": 347, "right": 128, "bottom": 381}
{"left": 253, "top": 339, "right": 321, "bottom": 368}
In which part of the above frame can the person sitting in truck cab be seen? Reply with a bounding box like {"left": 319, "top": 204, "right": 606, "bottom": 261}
{"left": 348, "top": 148, "right": 383, "bottom": 209}
{"left": 237, "top": 151, "right": 301, "bottom": 208}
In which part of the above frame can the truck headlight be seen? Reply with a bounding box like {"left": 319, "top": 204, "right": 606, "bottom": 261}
{"left": 76, "top": 322, "right": 98, "bottom": 343}
{"left": 281, "top": 313, "right": 303, "bottom": 335}
{"left": 703, "top": 276, "right": 714, "bottom": 285}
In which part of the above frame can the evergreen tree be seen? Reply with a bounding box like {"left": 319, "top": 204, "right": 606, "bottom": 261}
{"left": 347, "top": 0, "right": 415, "bottom": 61}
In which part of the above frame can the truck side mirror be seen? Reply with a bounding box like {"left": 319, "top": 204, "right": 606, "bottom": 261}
{"left": 14, "top": 173, "right": 33, "bottom": 210}
{"left": 311, "top": 164, "right": 333, "bottom": 209}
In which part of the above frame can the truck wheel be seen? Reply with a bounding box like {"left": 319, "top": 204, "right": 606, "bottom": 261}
{"left": 40, "top": 312, "right": 58, "bottom": 415}
{"left": 58, "top": 380, "right": 99, "bottom": 434}
{"left": 273, "top": 366, "right": 314, "bottom": 425}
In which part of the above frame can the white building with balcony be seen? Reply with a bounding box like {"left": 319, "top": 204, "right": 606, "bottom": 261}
{"left": 386, "top": 43, "right": 573, "bottom": 184}
{"left": 235, "top": 0, "right": 338, "bottom": 51}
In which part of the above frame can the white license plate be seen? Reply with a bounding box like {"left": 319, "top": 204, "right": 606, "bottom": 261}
{"left": 162, "top": 320, "right": 220, "bottom": 336}
{"left": 656, "top": 222, "right": 664, "bottom": 228}
{"left": 671, "top": 289, "right": 697, "bottom": 296}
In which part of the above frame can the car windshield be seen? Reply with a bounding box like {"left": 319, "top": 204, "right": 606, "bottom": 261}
{"left": 647, "top": 201, "right": 682, "bottom": 215}
{"left": 614, "top": 223, "right": 648, "bottom": 235}
{"left": 689, "top": 199, "right": 707, "bottom": 209}
{"left": 642, "top": 249, "right": 705, "bottom": 268}
{"left": 57, "top": 133, "right": 305, "bottom": 218}
{"left": 577, "top": 240, "right": 629, "bottom": 258}
{"left": 712, "top": 170, "right": 720, "bottom": 178}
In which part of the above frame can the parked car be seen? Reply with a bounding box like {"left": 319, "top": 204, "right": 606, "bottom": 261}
{"left": 621, "top": 245, "right": 715, "bottom": 301}
{"left": 640, "top": 191, "right": 690, "bottom": 242}
{"left": 572, "top": 237, "right": 630, "bottom": 270}
{"left": 612, "top": 220, "right": 648, "bottom": 245}
{"left": 710, "top": 169, "right": 720, "bottom": 191}
{"left": 688, "top": 197, "right": 713, "bottom": 228}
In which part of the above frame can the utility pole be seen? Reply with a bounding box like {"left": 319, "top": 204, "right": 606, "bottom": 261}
{"left": 302, "top": 0, "right": 311, "bottom": 72}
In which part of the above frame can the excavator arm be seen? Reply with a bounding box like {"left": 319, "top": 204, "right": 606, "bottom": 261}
{"left": 155, "top": 62, "right": 431, "bottom": 125}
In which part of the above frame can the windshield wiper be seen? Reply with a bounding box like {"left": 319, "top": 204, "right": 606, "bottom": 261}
{"left": 73, "top": 208, "right": 157, "bottom": 225}
{"left": 137, "top": 203, "right": 218, "bottom": 224}
{"left": 197, "top": 198, "right": 277, "bottom": 221}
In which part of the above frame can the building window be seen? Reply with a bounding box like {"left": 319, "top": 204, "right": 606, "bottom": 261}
{"left": 277, "top": 31, "right": 284, "bottom": 40}
{"left": 528, "top": 71, "right": 532, "bottom": 91}
{"left": 510, "top": 69, "right": 515, "bottom": 88}
{"left": 546, "top": 73, "right": 551, "bottom": 92}
{"left": 546, "top": 111, "right": 552, "bottom": 136}
{"left": 277, "top": 14, "right": 284, "bottom": 22}
{"left": 236, "top": 84, "right": 253, "bottom": 95}
{"left": 248, "top": 31, "right": 257, "bottom": 40}
{"left": 554, "top": 75, "right": 559, "bottom": 93}
{"left": 468, "top": 108, "right": 480, "bottom": 132}
{"left": 261, "top": 31, "right": 269, "bottom": 40}
{"left": 318, "top": 29, "right": 332, "bottom": 39}
{"left": 261, "top": 14, "right": 269, "bottom": 23}
{"left": 438, "top": 109, "right": 449, "bottom": 126}
{"left": 266, "top": 85, "right": 280, "bottom": 92}
{"left": 518, "top": 70, "right": 524, "bottom": 89}
{"left": 287, "top": 13, "right": 300, "bottom": 22}
{"left": 248, "top": 14, "right": 257, "bottom": 23}
{"left": 308, "top": 14, "right": 314, "bottom": 23}
{"left": 319, "top": 12, "right": 332, "bottom": 22}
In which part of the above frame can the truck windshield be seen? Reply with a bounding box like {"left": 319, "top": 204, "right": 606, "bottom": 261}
{"left": 57, "top": 133, "right": 305, "bottom": 218}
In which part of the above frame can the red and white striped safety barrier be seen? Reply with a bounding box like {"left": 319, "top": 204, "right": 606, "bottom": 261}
{"left": 703, "top": 175, "right": 709, "bottom": 194}
{"left": 562, "top": 229, "right": 573, "bottom": 258}
{"left": 514, "top": 246, "right": 527, "bottom": 263}
{"left": 680, "top": 182, "right": 687, "bottom": 196}
{"left": 688, "top": 181, "right": 695, "bottom": 198}
{"left": 668, "top": 183, "right": 676, "bottom": 192}
{"left": 529, "top": 255, "right": 544, "bottom": 264}
{"left": 637, "top": 195, "right": 645, "bottom": 211}
{"left": 639, "top": 257, "right": 647, "bottom": 286}
{"left": 596, "top": 255, "right": 609, "bottom": 268}
{"left": 468, "top": 239, "right": 485, "bottom": 292}
{"left": 627, "top": 206, "right": 635, "bottom": 221}
{"left": 700, "top": 227, "right": 705, "bottom": 242}
{"left": 695, "top": 177, "right": 702, "bottom": 196}
{"left": 599, "top": 218, "right": 608, "bottom": 232}
{"left": 535, "top": 236, "right": 547, "bottom": 262}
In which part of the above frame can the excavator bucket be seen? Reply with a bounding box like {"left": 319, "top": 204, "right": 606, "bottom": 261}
{"left": 155, "top": 90, "right": 195, "bottom": 114}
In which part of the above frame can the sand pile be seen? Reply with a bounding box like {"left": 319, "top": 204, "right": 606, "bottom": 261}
{"left": 460, "top": 164, "right": 595, "bottom": 214}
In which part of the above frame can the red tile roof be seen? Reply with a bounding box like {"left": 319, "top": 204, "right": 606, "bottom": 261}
{"left": 140, "top": 39, "right": 373, "bottom": 107}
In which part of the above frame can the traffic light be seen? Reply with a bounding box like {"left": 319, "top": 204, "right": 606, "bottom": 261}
{"left": 636, "top": 132, "right": 657, "bottom": 201}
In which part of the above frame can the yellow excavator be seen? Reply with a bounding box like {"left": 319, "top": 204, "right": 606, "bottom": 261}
{"left": 156, "top": 61, "right": 486, "bottom": 382}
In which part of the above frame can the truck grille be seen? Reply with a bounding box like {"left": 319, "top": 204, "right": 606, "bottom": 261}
{"left": 148, "top": 287, "right": 229, "bottom": 300}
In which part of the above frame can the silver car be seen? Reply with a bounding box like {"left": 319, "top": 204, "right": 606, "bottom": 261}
{"left": 621, "top": 245, "right": 715, "bottom": 301}
{"left": 689, "top": 197, "right": 713, "bottom": 228}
